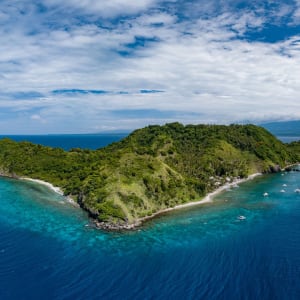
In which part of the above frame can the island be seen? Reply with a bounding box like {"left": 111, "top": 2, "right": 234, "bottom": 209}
{"left": 0, "top": 123, "right": 299, "bottom": 230}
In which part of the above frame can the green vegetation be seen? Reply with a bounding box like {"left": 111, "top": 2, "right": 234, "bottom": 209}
{"left": 287, "top": 141, "right": 300, "bottom": 162}
{"left": 0, "top": 123, "right": 298, "bottom": 227}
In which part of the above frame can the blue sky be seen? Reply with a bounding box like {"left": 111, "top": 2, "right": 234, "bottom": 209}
{"left": 1, "top": 0, "right": 300, "bottom": 133}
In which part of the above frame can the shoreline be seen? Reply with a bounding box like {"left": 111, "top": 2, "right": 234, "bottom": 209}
{"left": 1, "top": 173, "right": 262, "bottom": 231}
{"left": 96, "top": 172, "right": 263, "bottom": 231}
{"left": 20, "top": 177, "right": 79, "bottom": 207}
{"left": 135, "top": 173, "right": 262, "bottom": 226}
{"left": 0, "top": 170, "right": 285, "bottom": 231}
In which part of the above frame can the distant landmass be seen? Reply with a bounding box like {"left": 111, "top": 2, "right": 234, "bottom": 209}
{"left": 261, "top": 120, "right": 300, "bottom": 137}
{"left": 0, "top": 123, "right": 299, "bottom": 230}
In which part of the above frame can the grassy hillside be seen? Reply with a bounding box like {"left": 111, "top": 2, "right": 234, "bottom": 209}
{"left": 287, "top": 141, "right": 300, "bottom": 162}
{"left": 0, "top": 123, "right": 298, "bottom": 228}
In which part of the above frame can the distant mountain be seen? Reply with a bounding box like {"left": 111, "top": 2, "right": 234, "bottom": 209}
{"left": 261, "top": 120, "right": 300, "bottom": 137}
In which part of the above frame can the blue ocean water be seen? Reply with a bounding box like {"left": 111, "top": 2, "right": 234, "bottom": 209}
{"left": 0, "top": 134, "right": 128, "bottom": 150}
{"left": 0, "top": 135, "right": 300, "bottom": 299}
{"left": 1, "top": 172, "right": 300, "bottom": 299}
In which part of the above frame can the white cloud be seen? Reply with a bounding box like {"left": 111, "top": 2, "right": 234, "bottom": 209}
{"left": 43, "top": 0, "right": 159, "bottom": 18}
{"left": 30, "top": 114, "right": 42, "bottom": 121}
{"left": 1, "top": 1, "right": 300, "bottom": 133}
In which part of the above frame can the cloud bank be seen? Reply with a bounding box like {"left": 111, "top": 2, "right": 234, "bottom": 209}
{"left": 1, "top": 0, "right": 300, "bottom": 133}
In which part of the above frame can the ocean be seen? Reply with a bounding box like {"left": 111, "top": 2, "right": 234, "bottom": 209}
{"left": 0, "top": 135, "right": 300, "bottom": 299}
{"left": 0, "top": 134, "right": 128, "bottom": 151}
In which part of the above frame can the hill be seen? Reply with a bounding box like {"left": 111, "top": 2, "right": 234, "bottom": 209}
{"left": 0, "top": 123, "right": 299, "bottom": 229}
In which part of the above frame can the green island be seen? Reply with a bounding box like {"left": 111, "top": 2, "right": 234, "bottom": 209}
{"left": 0, "top": 123, "right": 299, "bottom": 230}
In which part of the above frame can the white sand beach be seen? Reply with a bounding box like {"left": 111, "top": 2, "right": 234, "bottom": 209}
{"left": 134, "top": 173, "right": 262, "bottom": 227}
{"left": 21, "top": 177, "right": 79, "bottom": 207}
{"left": 20, "top": 173, "right": 262, "bottom": 230}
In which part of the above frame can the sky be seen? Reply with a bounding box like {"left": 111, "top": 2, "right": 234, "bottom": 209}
{"left": 1, "top": 0, "right": 300, "bottom": 133}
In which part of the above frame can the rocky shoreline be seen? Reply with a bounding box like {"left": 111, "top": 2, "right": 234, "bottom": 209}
{"left": 92, "top": 165, "right": 300, "bottom": 231}
{"left": 94, "top": 172, "right": 263, "bottom": 231}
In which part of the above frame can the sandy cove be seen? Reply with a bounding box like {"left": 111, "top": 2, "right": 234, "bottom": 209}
{"left": 20, "top": 177, "right": 79, "bottom": 207}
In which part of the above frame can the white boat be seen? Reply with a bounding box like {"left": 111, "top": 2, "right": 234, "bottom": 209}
{"left": 280, "top": 189, "right": 285, "bottom": 193}
{"left": 294, "top": 189, "right": 300, "bottom": 193}
{"left": 283, "top": 184, "right": 287, "bottom": 187}
{"left": 238, "top": 215, "right": 246, "bottom": 220}
{"left": 263, "top": 192, "right": 269, "bottom": 197}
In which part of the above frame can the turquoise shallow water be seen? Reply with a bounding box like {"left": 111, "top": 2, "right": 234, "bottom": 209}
{"left": 0, "top": 170, "right": 300, "bottom": 299}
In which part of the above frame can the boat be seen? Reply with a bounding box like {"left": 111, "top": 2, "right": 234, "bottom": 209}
{"left": 294, "top": 189, "right": 300, "bottom": 193}
{"left": 238, "top": 215, "right": 246, "bottom": 220}
{"left": 280, "top": 189, "right": 285, "bottom": 193}
{"left": 263, "top": 192, "right": 269, "bottom": 197}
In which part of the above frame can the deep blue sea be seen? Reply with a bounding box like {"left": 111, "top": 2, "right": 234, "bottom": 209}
{"left": 0, "top": 134, "right": 128, "bottom": 151}
{"left": 0, "top": 135, "right": 300, "bottom": 299}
